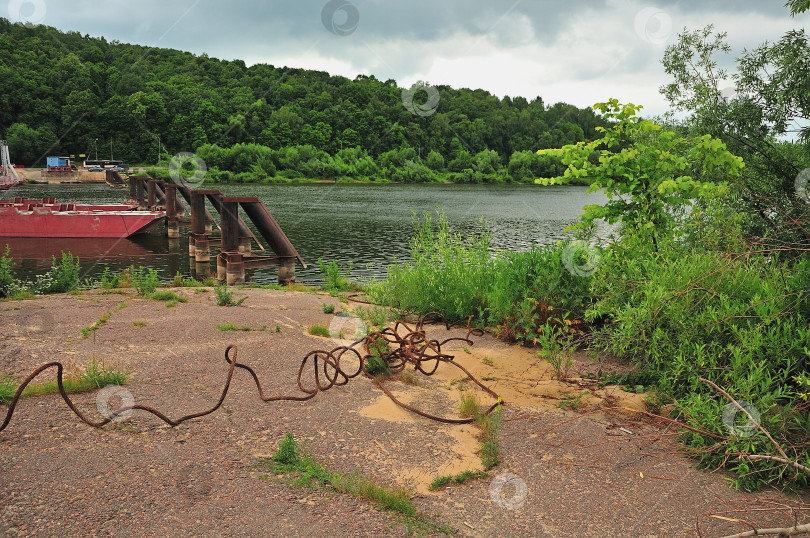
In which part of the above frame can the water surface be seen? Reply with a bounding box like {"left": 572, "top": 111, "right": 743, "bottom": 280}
{"left": 1, "top": 183, "right": 607, "bottom": 285}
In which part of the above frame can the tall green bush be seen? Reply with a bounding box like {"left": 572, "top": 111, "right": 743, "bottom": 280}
{"left": 0, "top": 245, "right": 13, "bottom": 298}
{"left": 369, "top": 211, "right": 493, "bottom": 321}
{"left": 588, "top": 245, "right": 810, "bottom": 490}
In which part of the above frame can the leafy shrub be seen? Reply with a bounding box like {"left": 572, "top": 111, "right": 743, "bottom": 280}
{"left": 99, "top": 267, "right": 120, "bottom": 289}
{"left": 318, "top": 258, "right": 352, "bottom": 292}
{"left": 0, "top": 245, "right": 14, "bottom": 297}
{"left": 485, "top": 243, "right": 592, "bottom": 344}
{"left": 369, "top": 211, "right": 493, "bottom": 322}
{"left": 589, "top": 248, "right": 810, "bottom": 490}
{"left": 364, "top": 355, "right": 390, "bottom": 378}
{"left": 36, "top": 252, "right": 80, "bottom": 293}
{"left": 130, "top": 266, "right": 159, "bottom": 296}
{"left": 214, "top": 285, "right": 247, "bottom": 306}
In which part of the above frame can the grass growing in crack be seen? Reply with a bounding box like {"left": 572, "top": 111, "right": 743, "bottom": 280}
{"left": 0, "top": 357, "right": 129, "bottom": 404}
{"left": 558, "top": 390, "right": 590, "bottom": 411}
{"left": 478, "top": 409, "right": 502, "bottom": 470}
{"left": 218, "top": 323, "right": 252, "bottom": 331}
{"left": 397, "top": 371, "right": 419, "bottom": 386}
{"left": 481, "top": 356, "right": 494, "bottom": 366}
{"left": 459, "top": 390, "right": 481, "bottom": 419}
{"left": 80, "top": 311, "right": 110, "bottom": 339}
{"left": 458, "top": 390, "right": 502, "bottom": 470}
{"left": 307, "top": 324, "right": 330, "bottom": 337}
{"left": 429, "top": 470, "right": 488, "bottom": 490}
{"left": 256, "top": 434, "right": 450, "bottom": 534}
{"left": 133, "top": 320, "right": 147, "bottom": 327}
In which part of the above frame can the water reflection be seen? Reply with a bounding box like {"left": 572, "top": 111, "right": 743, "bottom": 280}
{"left": 2, "top": 183, "right": 608, "bottom": 285}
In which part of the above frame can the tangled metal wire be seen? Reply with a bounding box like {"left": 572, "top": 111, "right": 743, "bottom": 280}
{"left": 0, "top": 313, "right": 501, "bottom": 433}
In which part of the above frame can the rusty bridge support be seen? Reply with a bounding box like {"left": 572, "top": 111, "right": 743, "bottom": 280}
{"left": 189, "top": 191, "right": 211, "bottom": 279}
{"left": 135, "top": 177, "right": 146, "bottom": 210}
{"left": 217, "top": 198, "right": 245, "bottom": 285}
{"left": 239, "top": 200, "right": 304, "bottom": 285}
{"left": 146, "top": 179, "right": 157, "bottom": 210}
{"left": 164, "top": 184, "right": 180, "bottom": 239}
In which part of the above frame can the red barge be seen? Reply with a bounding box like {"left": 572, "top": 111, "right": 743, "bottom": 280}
{"left": 0, "top": 197, "right": 164, "bottom": 238}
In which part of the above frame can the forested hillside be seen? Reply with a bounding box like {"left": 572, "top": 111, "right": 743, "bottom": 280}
{"left": 0, "top": 18, "right": 605, "bottom": 182}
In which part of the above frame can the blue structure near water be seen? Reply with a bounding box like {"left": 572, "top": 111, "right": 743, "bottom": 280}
{"left": 46, "top": 156, "right": 70, "bottom": 168}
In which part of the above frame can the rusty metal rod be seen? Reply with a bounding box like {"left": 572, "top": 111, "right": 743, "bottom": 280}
{"left": 0, "top": 314, "right": 500, "bottom": 433}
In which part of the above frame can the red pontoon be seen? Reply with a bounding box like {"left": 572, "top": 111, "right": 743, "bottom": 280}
{"left": 0, "top": 197, "right": 164, "bottom": 238}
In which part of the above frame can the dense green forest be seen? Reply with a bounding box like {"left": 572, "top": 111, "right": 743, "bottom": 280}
{"left": 0, "top": 18, "right": 605, "bottom": 183}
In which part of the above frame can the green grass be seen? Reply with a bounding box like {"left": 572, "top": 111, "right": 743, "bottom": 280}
{"left": 322, "top": 303, "right": 335, "bottom": 314}
{"left": 459, "top": 390, "right": 482, "bottom": 419}
{"left": 478, "top": 410, "right": 502, "bottom": 470}
{"left": 558, "top": 390, "right": 590, "bottom": 411}
{"left": 150, "top": 290, "right": 187, "bottom": 303}
{"left": 458, "top": 391, "right": 502, "bottom": 470}
{"left": 352, "top": 305, "right": 395, "bottom": 330}
{"left": 481, "top": 356, "right": 494, "bottom": 366}
{"left": 256, "top": 434, "right": 450, "bottom": 534}
{"left": 218, "top": 323, "right": 252, "bottom": 331}
{"left": 397, "top": 371, "right": 419, "bottom": 386}
{"left": 307, "top": 324, "right": 330, "bottom": 337}
{"left": 132, "top": 320, "right": 147, "bottom": 327}
{"left": 0, "top": 357, "right": 129, "bottom": 404}
{"left": 429, "top": 470, "right": 488, "bottom": 490}
{"left": 80, "top": 311, "right": 110, "bottom": 339}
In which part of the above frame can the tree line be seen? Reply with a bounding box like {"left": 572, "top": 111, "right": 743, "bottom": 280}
{"left": 0, "top": 18, "right": 605, "bottom": 183}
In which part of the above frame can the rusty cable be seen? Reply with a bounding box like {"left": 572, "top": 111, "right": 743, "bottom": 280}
{"left": 0, "top": 313, "right": 501, "bottom": 433}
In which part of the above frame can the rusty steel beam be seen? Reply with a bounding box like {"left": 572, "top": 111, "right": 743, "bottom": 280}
{"left": 237, "top": 200, "right": 305, "bottom": 267}
{"left": 177, "top": 186, "right": 216, "bottom": 229}
{"left": 135, "top": 177, "right": 146, "bottom": 208}
{"left": 146, "top": 180, "right": 157, "bottom": 209}
{"left": 220, "top": 200, "right": 240, "bottom": 251}
{"left": 190, "top": 192, "right": 207, "bottom": 236}
{"left": 153, "top": 181, "right": 167, "bottom": 206}
{"left": 204, "top": 192, "right": 264, "bottom": 252}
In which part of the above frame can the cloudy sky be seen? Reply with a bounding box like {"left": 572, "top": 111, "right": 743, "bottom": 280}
{"left": 8, "top": 0, "right": 807, "bottom": 115}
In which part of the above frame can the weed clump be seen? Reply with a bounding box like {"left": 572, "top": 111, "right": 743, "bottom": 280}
{"left": 215, "top": 285, "right": 247, "bottom": 306}
{"left": 130, "top": 266, "right": 159, "bottom": 296}
{"left": 307, "top": 324, "right": 330, "bottom": 337}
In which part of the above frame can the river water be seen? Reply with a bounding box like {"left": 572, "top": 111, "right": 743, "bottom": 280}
{"left": 1, "top": 183, "right": 608, "bottom": 285}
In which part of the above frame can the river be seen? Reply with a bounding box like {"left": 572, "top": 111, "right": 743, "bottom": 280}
{"left": 1, "top": 182, "right": 608, "bottom": 285}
